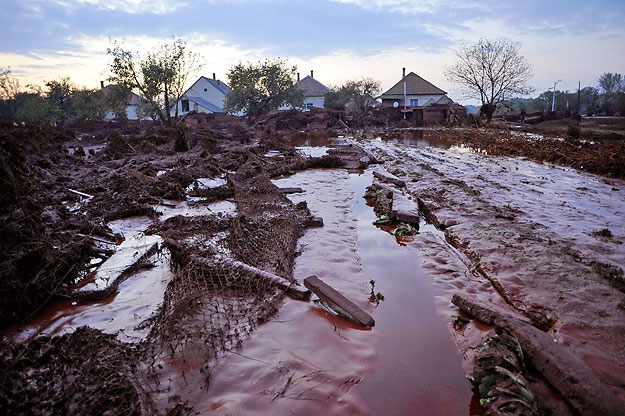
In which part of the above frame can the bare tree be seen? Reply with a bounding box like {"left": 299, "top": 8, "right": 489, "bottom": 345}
{"left": 445, "top": 38, "right": 533, "bottom": 121}
{"left": 107, "top": 38, "right": 203, "bottom": 125}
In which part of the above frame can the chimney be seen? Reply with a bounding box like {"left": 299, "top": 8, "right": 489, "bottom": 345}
{"left": 218, "top": 79, "right": 221, "bottom": 85}
{"left": 402, "top": 68, "right": 406, "bottom": 78}
{"left": 297, "top": 72, "right": 300, "bottom": 81}
{"left": 213, "top": 73, "right": 216, "bottom": 80}
{"left": 311, "top": 70, "right": 314, "bottom": 78}
{"left": 100, "top": 80, "right": 104, "bottom": 89}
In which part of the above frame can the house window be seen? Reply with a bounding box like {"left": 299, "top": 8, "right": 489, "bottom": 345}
{"left": 204, "top": 88, "right": 207, "bottom": 92}
{"left": 181, "top": 99, "right": 189, "bottom": 112}
{"left": 410, "top": 99, "right": 419, "bottom": 107}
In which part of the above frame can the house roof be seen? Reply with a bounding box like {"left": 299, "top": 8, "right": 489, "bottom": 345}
{"left": 435, "top": 95, "right": 454, "bottom": 105}
{"left": 381, "top": 72, "right": 446, "bottom": 96}
{"left": 200, "top": 76, "right": 231, "bottom": 95}
{"left": 186, "top": 96, "right": 224, "bottom": 113}
{"left": 295, "top": 75, "right": 331, "bottom": 97}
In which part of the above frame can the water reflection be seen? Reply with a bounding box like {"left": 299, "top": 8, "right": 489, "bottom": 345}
{"left": 374, "top": 129, "right": 448, "bottom": 149}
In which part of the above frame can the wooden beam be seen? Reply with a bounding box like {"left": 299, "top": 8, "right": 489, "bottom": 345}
{"left": 279, "top": 187, "right": 304, "bottom": 194}
{"left": 304, "top": 275, "right": 374, "bottom": 327}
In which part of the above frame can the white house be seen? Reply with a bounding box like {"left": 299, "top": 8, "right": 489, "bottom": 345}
{"left": 280, "top": 71, "right": 332, "bottom": 111}
{"left": 171, "top": 74, "right": 231, "bottom": 115}
{"left": 101, "top": 83, "right": 152, "bottom": 120}
{"left": 380, "top": 69, "right": 448, "bottom": 108}
{"left": 296, "top": 71, "right": 332, "bottom": 110}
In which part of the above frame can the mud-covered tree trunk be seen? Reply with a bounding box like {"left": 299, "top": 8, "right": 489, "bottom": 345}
{"left": 480, "top": 103, "right": 496, "bottom": 122}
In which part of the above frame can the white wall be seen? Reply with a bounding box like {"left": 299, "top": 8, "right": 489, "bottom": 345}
{"left": 104, "top": 104, "right": 152, "bottom": 120}
{"left": 279, "top": 95, "right": 325, "bottom": 111}
{"left": 382, "top": 94, "right": 446, "bottom": 107}
{"left": 171, "top": 77, "right": 227, "bottom": 115}
{"left": 407, "top": 94, "right": 445, "bottom": 106}
{"left": 305, "top": 96, "right": 325, "bottom": 110}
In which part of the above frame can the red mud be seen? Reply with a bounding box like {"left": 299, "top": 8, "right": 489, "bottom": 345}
{"left": 2, "top": 113, "right": 624, "bottom": 415}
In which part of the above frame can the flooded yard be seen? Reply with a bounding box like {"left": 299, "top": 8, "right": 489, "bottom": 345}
{"left": 199, "top": 168, "right": 475, "bottom": 415}
{"left": 2, "top": 117, "right": 624, "bottom": 415}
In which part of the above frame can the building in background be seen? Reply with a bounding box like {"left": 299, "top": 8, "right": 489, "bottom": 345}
{"left": 171, "top": 74, "right": 231, "bottom": 116}
{"left": 379, "top": 69, "right": 448, "bottom": 108}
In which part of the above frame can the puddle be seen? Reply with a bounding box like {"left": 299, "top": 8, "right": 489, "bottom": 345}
{"left": 185, "top": 176, "right": 228, "bottom": 193}
{"left": 156, "top": 168, "right": 172, "bottom": 177}
{"left": 374, "top": 129, "right": 448, "bottom": 149}
{"left": 359, "top": 134, "right": 625, "bottom": 394}
{"left": 8, "top": 249, "right": 173, "bottom": 344}
{"left": 154, "top": 200, "right": 236, "bottom": 221}
{"left": 196, "top": 169, "right": 474, "bottom": 415}
{"left": 295, "top": 146, "right": 329, "bottom": 157}
{"left": 108, "top": 216, "right": 154, "bottom": 237}
{"left": 7, "top": 194, "right": 236, "bottom": 345}
{"left": 75, "top": 233, "right": 162, "bottom": 293}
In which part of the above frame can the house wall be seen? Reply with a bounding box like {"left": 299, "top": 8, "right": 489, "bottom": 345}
{"left": 304, "top": 96, "right": 325, "bottom": 110}
{"left": 278, "top": 95, "right": 325, "bottom": 111}
{"left": 171, "top": 77, "right": 227, "bottom": 115}
{"left": 381, "top": 94, "right": 445, "bottom": 107}
{"left": 104, "top": 105, "right": 152, "bottom": 120}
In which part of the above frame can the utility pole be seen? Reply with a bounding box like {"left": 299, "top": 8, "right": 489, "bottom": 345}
{"left": 402, "top": 67, "right": 407, "bottom": 120}
{"left": 551, "top": 79, "right": 561, "bottom": 112}
{"left": 577, "top": 81, "right": 581, "bottom": 115}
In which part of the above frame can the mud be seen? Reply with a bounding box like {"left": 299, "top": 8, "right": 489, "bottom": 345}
{"left": 360, "top": 131, "right": 625, "bottom": 409}
{"left": 2, "top": 112, "right": 625, "bottom": 414}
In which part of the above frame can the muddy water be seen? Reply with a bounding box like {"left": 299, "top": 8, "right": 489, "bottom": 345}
{"left": 7, "top": 217, "right": 174, "bottom": 344}
{"left": 359, "top": 134, "right": 625, "bottom": 399}
{"left": 10, "top": 250, "right": 173, "bottom": 344}
{"left": 200, "top": 169, "right": 474, "bottom": 415}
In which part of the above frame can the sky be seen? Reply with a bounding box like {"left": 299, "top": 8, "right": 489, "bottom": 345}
{"left": 1, "top": 0, "right": 624, "bottom": 104}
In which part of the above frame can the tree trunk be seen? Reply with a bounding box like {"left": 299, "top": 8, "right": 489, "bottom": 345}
{"left": 480, "top": 103, "right": 496, "bottom": 122}
{"left": 164, "top": 83, "right": 172, "bottom": 126}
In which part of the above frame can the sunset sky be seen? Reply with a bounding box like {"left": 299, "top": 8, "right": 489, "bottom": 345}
{"left": 1, "top": 0, "right": 624, "bottom": 103}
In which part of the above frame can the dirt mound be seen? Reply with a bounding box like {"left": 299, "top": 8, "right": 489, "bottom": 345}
{"left": 0, "top": 125, "right": 93, "bottom": 329}
{"left": 253, "top": 108, "right": 344, "bottom": 132}
{"left": 434, "top": 127, "right": 625, "bottom": 179}
{"left": 0, "top": 326, "right": 144, "bottom": 415}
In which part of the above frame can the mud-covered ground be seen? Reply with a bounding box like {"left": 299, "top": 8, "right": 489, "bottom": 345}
{"left": 1, "top": 112, "right": 624, "bottom": 415}
{"left": 360, "top": 129, "right": 625, "bottom": 414}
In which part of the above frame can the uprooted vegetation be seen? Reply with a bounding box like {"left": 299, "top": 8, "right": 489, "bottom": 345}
{"left": 2, "top": 111, "right": 625, "bottom": 414}
{"left": 0, "top": 110, "right": 373, "bottom": 413}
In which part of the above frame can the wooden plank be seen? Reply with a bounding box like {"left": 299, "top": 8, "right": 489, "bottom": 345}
{"left": 373, "top": 168, "right": 405, "bottom": 187}
{"left": 221, "top": 259, "right": 310, "bottom": 300}
{"left": 279, "top": 187, "right": 304, "bottom": 194}
{"left": 304, "top": 216, "right": 324, "bottom": 227}
{"left": 304, "top": 275, "right": 374, "bottom": 327}
{"left": 74, "top": 235, "right": 161, "bottom": 300}
{"left": 68, "top": 188, "right": 94, "bottom": 199}
{"left": 362, "top": 148, "right": 380, "bottom": 164}
{"left": 128, "top": 168, "right": 155, "bottom": 183}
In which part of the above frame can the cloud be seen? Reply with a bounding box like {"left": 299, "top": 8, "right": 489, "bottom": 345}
{"left": 1, "top": 0, "right": 624, "bottom": 102}
{"left": 51, "top": 0, "right": 188, "bottom": 14}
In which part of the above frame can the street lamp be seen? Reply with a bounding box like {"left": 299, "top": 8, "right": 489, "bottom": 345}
{"left": 552, "top": 79, "right": 561, "bottom": 112}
